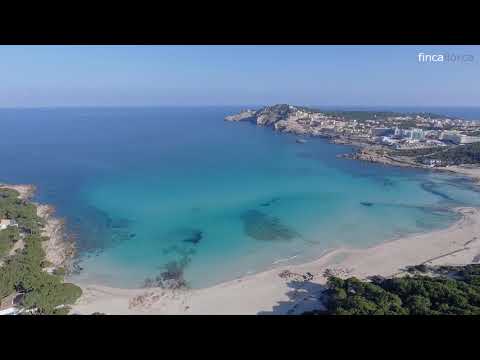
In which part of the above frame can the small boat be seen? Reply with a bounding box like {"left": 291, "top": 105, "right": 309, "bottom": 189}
{"left": 296, "top": 138, "right": 307, "bottom": 144}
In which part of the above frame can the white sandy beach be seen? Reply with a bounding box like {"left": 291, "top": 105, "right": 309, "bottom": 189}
{"left": 444, "top": 165, "right": 480, "bottom": 184}
{"left": 70, "top": 206, "right": 480, "bottom": 315}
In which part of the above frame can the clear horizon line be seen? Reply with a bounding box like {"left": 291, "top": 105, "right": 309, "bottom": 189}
{"left": 0, "top": 104, "right": 480, "bottom": 110}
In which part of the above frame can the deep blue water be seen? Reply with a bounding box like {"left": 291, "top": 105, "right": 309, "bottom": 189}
{"left": 1, "top": 106, "right": 480, "bottom": 288}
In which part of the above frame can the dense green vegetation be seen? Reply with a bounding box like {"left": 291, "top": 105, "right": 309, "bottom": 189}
{"left": 311, "top": 264, "right": 480, "bottom": 315}
{"left": 418, "top": 142, "right": 480, "bottom": 165}
{"left": 0, "top": 188, "right": 82, "bottom": 315}
{"left": 319, "top": 111, "right": 450, "bottom": 123}
{"left": 0, "top": 226, "right": 20, "bottom": 257}
{"left": 388, "top": 147, "right": 450, "bottom": 157}
{"left": 388, "top": 143, "right": 480, "bottom": 166}
{"left": 0, "top": 188, "right": 43, "bottom": 234}
{"left": 321, "top": 111, "right": 405, "bottom": 122}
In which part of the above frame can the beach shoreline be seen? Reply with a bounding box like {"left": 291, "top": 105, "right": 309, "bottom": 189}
{"left": 442, "top": 165, "right": 480, "bottom": 184}
{"left": 70, "top": 205, "right": 480, "bottom": 315}
{"left": 69, "top": 164, "right": 480, "bottom": 314}
{"left": 5, "top": 166, "right": 480, "bottom": 315}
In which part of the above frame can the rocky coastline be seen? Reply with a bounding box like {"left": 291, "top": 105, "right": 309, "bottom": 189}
{"left": 225, "top": 105, "right": 475, "bottom": 173}
{"left": 0, "top": 184, "right": 36, "bottom": 201}
{"left": 337, "top": 146, "right": 427, "bottom": 168}
{"left": 0, "top": 183, "right": 76, "bottom": 273}
{"left": 37, "top": 204, "right": 76, "bottom": 272}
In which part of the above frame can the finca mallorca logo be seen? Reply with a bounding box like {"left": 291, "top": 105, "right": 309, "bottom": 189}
{"left": 417, "top": 52, "right": 474, "bottom": 63}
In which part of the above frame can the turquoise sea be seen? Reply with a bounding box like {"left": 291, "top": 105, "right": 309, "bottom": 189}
{"left": 2, "top": 106, "right": 480, "bottom": 288}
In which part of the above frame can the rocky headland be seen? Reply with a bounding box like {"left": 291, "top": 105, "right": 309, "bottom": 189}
{"left": 225, "top": 104, "right": 321, "bottom": 136}
{"left": 225, "top": 104, "right": 480, "bottom": 172}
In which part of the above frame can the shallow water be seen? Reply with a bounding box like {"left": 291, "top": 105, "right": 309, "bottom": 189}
{"left": 1, "top": 107, "right": 480, "bottom": 288}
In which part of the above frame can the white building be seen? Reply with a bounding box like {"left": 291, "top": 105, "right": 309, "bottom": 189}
{"left": 381, "top": 137, "right": 398, "bottom": 146}
{"left": 424, "top": 159, "right": 444, "bottom": 167}
{"left": 0, "top": 293, "right": 22, "bottom": 316}
{"left": 0, "top": 219, "right": 17, "bottom": 230}
{"left": 393, "top": 127, "right": 403, "bottom": 138}
{"left": 410, "top": 128, "right": 425, "bottom": 141}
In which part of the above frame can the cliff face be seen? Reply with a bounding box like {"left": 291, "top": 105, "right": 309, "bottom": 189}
{"left": 255, "top": 104, "right": 300, "bottom": 126}
{"left": 225, "top": 104, "right": 318, "bottom": 135}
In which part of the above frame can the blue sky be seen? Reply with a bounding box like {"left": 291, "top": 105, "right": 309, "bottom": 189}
{"left": 0, "top": 45, "right": 479, "bottom": 107}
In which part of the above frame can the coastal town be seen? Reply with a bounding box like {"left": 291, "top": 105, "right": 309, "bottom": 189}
{"left": 226, "top": 104, "right": 480, "bottom": 169}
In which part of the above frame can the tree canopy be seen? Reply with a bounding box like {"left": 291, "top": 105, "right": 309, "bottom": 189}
{"left": 0, "top": 188, "right": 82, "bottom": 315}
{"left": 309, "top": 265, "right": 480, "bottom": 315}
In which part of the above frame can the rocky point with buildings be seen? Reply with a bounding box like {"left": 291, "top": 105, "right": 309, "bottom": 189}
{"left": 225, "top": 104, "right": 480, "bottom": 169}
